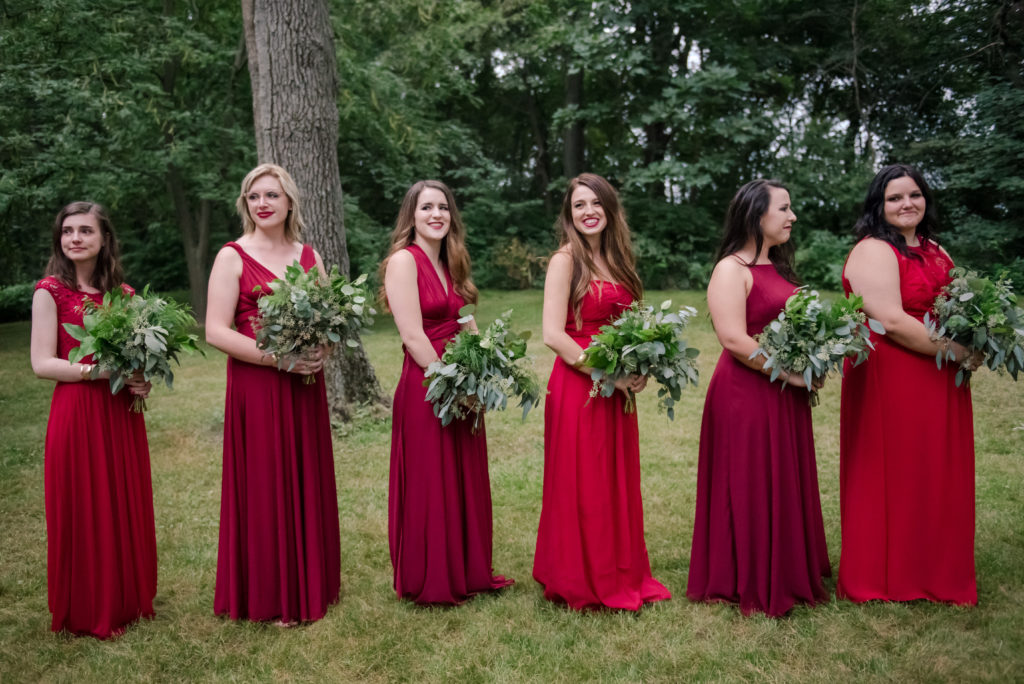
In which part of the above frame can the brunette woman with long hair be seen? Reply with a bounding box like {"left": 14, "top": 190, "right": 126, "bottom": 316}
{"left": 532, "top": 173, "right": 670, "bottom": 610}
{"left": 30, "top": 201, "right": 156, "bottom": 638}
{"left": 686, "top": 179, "right": 830, "bottom": 617}
{"left": 838, "top": 164, "right": 981, "bottom": 604}
{"left": 381, "top": 179, "right": 513, "bottom": 604}
{"left": 206, "top": 163, "right": 340, "bottom": 624}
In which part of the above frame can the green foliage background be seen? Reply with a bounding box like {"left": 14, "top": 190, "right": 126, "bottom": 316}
{"left": 1, "top": 0, "right": 1022, "bottom": 304}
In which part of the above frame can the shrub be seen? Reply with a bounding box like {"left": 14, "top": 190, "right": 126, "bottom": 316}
{"left": 0, "top": 282, "right": 35, "bottom": 323}
{"left": 795, "top": 230, "right": 853, "bottom": 290}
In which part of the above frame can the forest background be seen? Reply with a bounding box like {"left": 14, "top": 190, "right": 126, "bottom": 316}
{"left": 1, "top": 0, "right": 1022, "bottom": 321}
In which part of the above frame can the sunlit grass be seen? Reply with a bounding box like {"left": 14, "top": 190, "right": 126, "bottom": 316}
{"left": 1, "top": 290, "right": 1022, "bottom": 682}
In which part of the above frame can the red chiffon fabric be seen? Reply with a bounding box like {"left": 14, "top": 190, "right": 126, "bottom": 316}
{"left": 36, "top": 276, "right": 157, "bottom": 638}
{"left": 388, "top": 244, "right": 513, "bottom": 604}
{"left": 838, "top": 241, "right": 976, "bottom": 604}
{"left": 214, "top": 242, "right": 341, "bottom": 622}
{"left": 686, "top": 265, "right": 830, "bottom": 617}
{"left": 533, "top": 281, "right": 671, "bottom": 611}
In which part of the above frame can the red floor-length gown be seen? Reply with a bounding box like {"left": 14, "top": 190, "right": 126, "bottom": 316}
{"left": 388, "top": 244, "right": 513, "bottom": 604}
{"left": 687, "top": 264, "right": 830, "bottom": 617}
{"left": 838, "top": 241, "right": 976, "bottom": 604}
{"left": 36, "top": 276, "right": 157, "bottom": 638}
{"left": 533, "top": 281, "right": 671, "bottom": 611}
{"left": 214, "top": 242, "right": 341, "bottom": 622}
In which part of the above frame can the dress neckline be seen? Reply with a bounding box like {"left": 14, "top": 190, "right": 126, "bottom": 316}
{"left": 228, "top": 240, "right": 304, "bottom": 281}
{"left": 408, "top": 243, "right": 452, "bottom": 297}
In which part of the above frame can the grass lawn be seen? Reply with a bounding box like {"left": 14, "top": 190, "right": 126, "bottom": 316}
{"left": 1, "top": 289, "right": 1022, "bottom": 682}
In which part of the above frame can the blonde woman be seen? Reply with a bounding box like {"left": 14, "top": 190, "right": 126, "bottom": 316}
{"left": 206, "top": 163, "right": 340, "bottom": 624}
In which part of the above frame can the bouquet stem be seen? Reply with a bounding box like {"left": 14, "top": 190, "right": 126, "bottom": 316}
{"left": 623, "top": 388, "right": 636, "bottom": 413}
{"left": 131, "top": 396, "right": 147, "bottom": 413}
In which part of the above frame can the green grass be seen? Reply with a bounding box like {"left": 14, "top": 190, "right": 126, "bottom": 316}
{"left": 1, "top": 290, "right": 1022, "bottom": 682}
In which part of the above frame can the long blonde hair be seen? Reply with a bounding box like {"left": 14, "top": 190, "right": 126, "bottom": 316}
{"left": 557, "top": 173, "right": 642, "bottom": 327}
{"left": 235, "top": 163, "right": 305, "bottom": 242}
{"left": 378, "top": 180, "right": 478, "bottom": 308}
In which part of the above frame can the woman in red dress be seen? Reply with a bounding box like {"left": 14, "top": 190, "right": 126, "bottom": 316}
{"left": 686, "top": 180, "right": 830, "bottom": 617}
{"left": 839, "top": 164, "right": 981, "bottom": 604}
{"left": 206, "top": 164, "right": 340, "bottom": 624}
{"left": 30, "top": 201, "right": 156, "bottom": 638}
{"left": 381, "top": 179, "right": 513, "bottom": 604}
{"left": 533, "top": 173, "right": 670, "bottom": 611}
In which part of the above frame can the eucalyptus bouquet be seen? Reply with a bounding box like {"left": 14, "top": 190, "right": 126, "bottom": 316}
{"left": 581, "top": 300, "right": 701, "bottom": 419}
{"left": 750, "top": 288, "right": 884, "bottom": 406}
{"left": 64, "top": 286, "right": 202, "bottom": 412}
{"left": 423, "top": 306, "right": 541, "bottom": 429}
{"left": 924, "top": 267, "right": 1024, "bottom": 386}
{"left": 252, "top": 263, "right": 375, "bottom": 384}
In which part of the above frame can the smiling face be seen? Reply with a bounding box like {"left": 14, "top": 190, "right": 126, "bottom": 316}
{"left": 570, "top": 185, "right": 607, "bottom": 238}
{"left": 759, "top": 186, "right": 796, "bottom": 249}
{"left": 882, "top": 175, "right": 926, "bottom": 235}
{"left": 245, "top": 174, "right": 292, "bottom": 232}
{"left": 60, "top": 211, "right": 103, "bottom": 265}
{"left": 412, "top": 187, "right": 451, "bottom": 246}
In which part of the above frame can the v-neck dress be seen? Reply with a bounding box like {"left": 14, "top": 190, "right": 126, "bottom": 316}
{"left": 388, "top": 243, "right": 513, "bottom": 603}
{"left": 213, "top": 241, "right": 341, "bottom": 623}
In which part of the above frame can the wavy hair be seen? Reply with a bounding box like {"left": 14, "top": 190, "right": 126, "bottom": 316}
{"left": 235, "top": 163, "right": 305, "bottom": 242}
{"left": 557, "top": 174, "right": 643, "bottom": 328}
{"left": 854, "top": 163, "right": 940, "bottom": 258}
{"left": 378, "top": 180, "right": 478, "bottom": 308}
{"left": 715, "top": 179, "right": 799, "bottom": 285}
{"left": 44, "top": 201, "right": 124, "bottom": 292}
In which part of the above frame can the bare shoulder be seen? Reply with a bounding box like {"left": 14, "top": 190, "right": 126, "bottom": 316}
{"left": 710, "top": 255, "right": 751, "bottom": 283}
{"left": 848, "top": 237, "right": 895, "bottom": 260}
{"left": 547, "top": 248, "right": 572, "bottom": 272}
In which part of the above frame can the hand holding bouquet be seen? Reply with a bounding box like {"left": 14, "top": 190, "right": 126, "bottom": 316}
{"left": 64, "top": 286, "right": 202, "bottom": 412}
{"left": 924, "top": 267, "right": 1024, "bottom": 386}
{"left": 424, "top": 307, "right": 541, "bottom": 429}
{"left": 581, "top": 300, "right": 701, "bottom": 419}
{"left": 253, "top": 263, "right": 375, "bottom": 383}
{"left": 750, "top": 288, "right": 884, "bottom": 406}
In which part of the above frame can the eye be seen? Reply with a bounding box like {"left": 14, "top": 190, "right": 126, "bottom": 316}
{"left": 248, "top": 193, "right": 259, "bottom": 201}
{"left": 267, "top": 192, "right": 279, "bottom": 199}
{"left": 439, "top": 204, "right": 449, "bottom": 211}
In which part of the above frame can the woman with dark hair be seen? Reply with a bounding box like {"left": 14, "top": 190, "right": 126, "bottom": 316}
{"left": 381, "top": 179, "right": 513, "bottom": 604}
{"left": 839, "top": 164, "right": 980, "bottom": 604}
{"left": 532, "top": 173, "right": 670, "bottom": 610}
{"left": 686, "top": 179, "right": 830, "bottom": 617}
{"left": 206, "top": 163, "right": 340, "bottom": 624}
{"left": 30, "top": 201, "right": 156, "bottom": 638}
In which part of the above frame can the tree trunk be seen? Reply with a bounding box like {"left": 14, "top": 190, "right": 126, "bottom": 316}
{"left": 243, "top": 0, "right": 384, "bottom": 419}
{"left": 563, "top": 68, "right": 585, "bottom": 179}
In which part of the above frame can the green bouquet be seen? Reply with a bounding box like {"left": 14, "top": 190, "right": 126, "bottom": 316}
{"left": 423, "top": 306, "right": 541, "bottom": 429}
{"left": 64, "top": 286, "right": 202, "bottom": 412}
{"left": 253, "top": 263, "right": 375, "bottom": 383}
{"left": 751, "top": 287, "right": 884, "bottom": 406}
{"left": 581, "top": 300, "right": 701, "bottom": 419}
{"left": 924, "top": 267, "right": 1024, "bottom": 386}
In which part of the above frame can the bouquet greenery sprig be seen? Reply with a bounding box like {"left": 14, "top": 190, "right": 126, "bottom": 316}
{"left": 64, "top": 286, "right": 202, "bottom": 412}
{"left": 581, "top": 300, "right": 701, "bottom": 419}
{"left": 750, "top": 287, "right": 884, "bottom": 406}
{"left": 253, "top": 263, "right": 375, "bottom": 384}
{"left": 424, "top": 306, "right": 541, "bottom": 429}
{"left": 924, "top": 267, "right": 1024, "bottom": 387}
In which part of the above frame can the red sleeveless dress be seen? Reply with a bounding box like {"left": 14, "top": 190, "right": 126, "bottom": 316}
{"left": 213, "top": 242, "right": 341, "bottom": 622}
{"left": 533, "top": 281, "right": 671, "bottom": 610}
{"left": 838, "top": 241, "right": 976, "bottom": 604}
{"left": 35, "top": 276, "right": 157, "bottom": 638}
{"left": 686, "top": 264, "right": 830, "bottom": 617}
{"left": 388, "top": 244, "right": 513, "bottom": 604}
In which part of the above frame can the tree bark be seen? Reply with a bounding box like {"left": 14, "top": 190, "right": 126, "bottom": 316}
{"left": 243, "top": 0, "right": 384, "bottom": 419}
{"left": 563, "top": 68, "right": 585, "bottom": 179}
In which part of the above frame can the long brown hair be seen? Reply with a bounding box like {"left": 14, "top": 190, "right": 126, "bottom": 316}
{"left": 378, "top": 180, "right": 478, "bottom": 308}
{"left": 234, "top": 163, "right": 305, "bottom": 242}
{"left": 557, "top": 174, "right": 642, "bottom": 328}
{"left": 44, "top": 201, "right": 124, "bottom": 292}
{"left": 715, "top": 179, "right": 799, "bottom": 285}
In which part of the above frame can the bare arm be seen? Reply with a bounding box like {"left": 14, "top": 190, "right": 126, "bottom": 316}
{"left": 845, "top": 238, "right": 972, "bottom": 361}
{"left": 707, "top": 257, "right": 808, "bottom": 388}
{"left": 30, "top": 288, "right": 95, "bottom": 383}
{"left": 385, "top": 249, "right": 440, "bottom": 369}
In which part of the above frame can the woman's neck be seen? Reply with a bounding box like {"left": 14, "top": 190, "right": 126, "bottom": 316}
{"left": 414, "top": 236, "right": 443, "bottom": 267}
{"left": 74, "top": 261, "right": 99, "bottom": 292}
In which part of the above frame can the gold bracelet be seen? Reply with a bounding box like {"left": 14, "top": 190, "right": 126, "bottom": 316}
{"left": 79, "top": 363, "right": 92, "bottom": 381}
{"left": 571, "top": 351, "right": 586, "bottom": 369}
